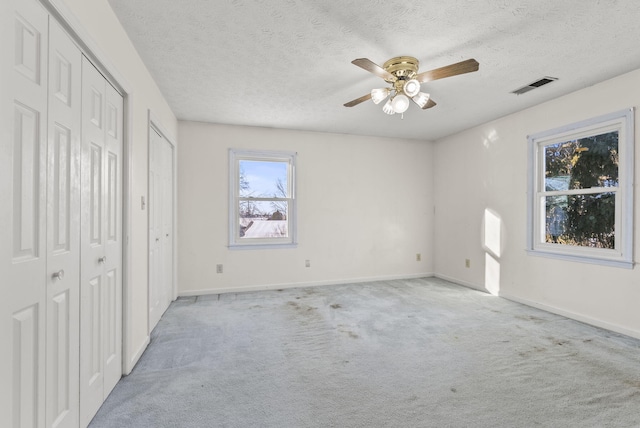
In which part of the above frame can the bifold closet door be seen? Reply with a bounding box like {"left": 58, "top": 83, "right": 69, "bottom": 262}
{"left": 46, "top": 18, "right": 82, "bottom": 428}
{"left": 0, "top": 0, "right": 49, "bottom": 425}
{"left": 79, "top": 57, "right": 123, "bottom": 428}
{"left": 148, "top": 127, "right": 174, "bottom": 332}
{"left": 1, "top": 1, "right": 123, "bottom": 426}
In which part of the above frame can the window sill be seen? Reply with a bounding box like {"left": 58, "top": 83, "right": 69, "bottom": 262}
{"left": 526, "top": 249, "right": 634, "bottom": 269}
{"left": 228, "top": 243, "right": 298, "bottom": 250}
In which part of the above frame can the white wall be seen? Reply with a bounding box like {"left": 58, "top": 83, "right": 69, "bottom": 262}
{"left": 178, "top": 122, "right": 434, "bottom": 294}
{"left": 434, "top": 68, "right": 640, "bottom": 338}
{"left": 52, "top": 0, "right": 178, "bottom": 370}
{"left": 52, "top": 0, "right": 640, "bottom": 356}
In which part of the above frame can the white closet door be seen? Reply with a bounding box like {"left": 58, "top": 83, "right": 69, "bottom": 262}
{"left": 2, "top": 2, "right": 124, "bottom": 426}
{"left": 148, "top": 127, "right": 162, "bottom": 330}
{"left": 161, "top": 135, "right": 174, "bottom": 309}
{"left": 102, "top": 77, "right": 123, "bottom": 396}
{"left": 80, "top": 57, "right": 123, "bottom": 427}
{"left": 148, "top": 127, "right": 174, "bottom": 332}
{"left": 46, "top": 18, "right": 81, "bottom": 428}
{"left": 0, "top": 0, "right": 49, "bottom": 426}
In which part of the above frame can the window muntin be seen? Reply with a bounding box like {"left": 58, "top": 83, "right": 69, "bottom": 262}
{"left": 527, "top": 109, "right": 634, "bottom": 267}
{"left": 229, "top": 150, "right": 296, "bottom": 248}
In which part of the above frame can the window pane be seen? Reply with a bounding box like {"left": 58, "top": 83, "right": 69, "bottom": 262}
{"left": 544, "top": 131, "right": 618, "bottom": 191}
{"left": 239, "top": 200, "right": 288, "bottom": 239}
{"left": 239, "top": 160, "right": 288, "bottom": 197}
{"left": 545, "top": 193, "right": 615, "bottom": 248}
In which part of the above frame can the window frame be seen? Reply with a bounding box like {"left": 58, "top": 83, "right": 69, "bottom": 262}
{"left": 526, "top": 108, "right": 634, "bottom": 268}
{"left": 228, "top": 149, "right": 297, "bottom": 249}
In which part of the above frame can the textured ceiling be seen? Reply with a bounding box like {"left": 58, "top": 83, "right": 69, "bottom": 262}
{"left": 108, "top": 0, "right": 640, "bottom": 141}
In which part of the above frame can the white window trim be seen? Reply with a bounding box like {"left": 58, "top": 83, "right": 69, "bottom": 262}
{"left": 526, "top": 108, "right": 634, "bottom": 268}
{"left": 228, "top": 149, "right": 298, "bottom": 249}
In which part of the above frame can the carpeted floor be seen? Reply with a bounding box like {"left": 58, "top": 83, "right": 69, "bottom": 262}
{"left": 89, "top": 277, "right": 640, "bottom": 427}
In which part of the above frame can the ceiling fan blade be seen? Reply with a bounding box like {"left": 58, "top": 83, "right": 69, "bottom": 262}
{"left": 352, "top": 58, "right": 397, "bottom": 82}
{"left": 344, "top": 93, "right": 372, "bottom": 107}
{"left": 415, "top": 59, "right": 479, "bottom": 83}
{"left": 422, "top": 98, "right": 437, "bottom": 109}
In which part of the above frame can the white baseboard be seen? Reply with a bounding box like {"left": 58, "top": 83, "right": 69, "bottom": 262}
{"left": 500, "top": 292, "right": 640, "bottom": 341}
{"left": 178, "top": 272, "right": 435, "bottom": 297}
{"left": 431, "top": 273, "right": 640, "bottom": 341}
{"left": 124, "top": 335, "right": 150, "bottom": 375}
{"left": 434, "top": 273, "right": 487, "bottom": 293}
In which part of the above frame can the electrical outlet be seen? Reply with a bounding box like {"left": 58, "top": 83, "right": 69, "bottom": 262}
{"left": 416, "top": 253, "right": 421, "bottom": 261}
{"left": 216, "top": 264, "right": 223, "bottom": 273}
{"left": 465, "top": 259, "right": 471, "bottom": 268}
{"left": 305, "top": 260, "right": 311, "bottom": 268}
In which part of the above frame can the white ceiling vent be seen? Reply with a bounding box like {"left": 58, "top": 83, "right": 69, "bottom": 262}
{"left": 511, "top": 76, "right": 558, "bottom": 95}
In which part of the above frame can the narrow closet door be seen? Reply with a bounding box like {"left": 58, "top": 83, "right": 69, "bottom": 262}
{"left": 148, "top": 127, "right": 174, "bottom": 332}
{"left": 46, "top": 18, "right": 81, "bottom": 428}
{"left": 148, "top": 127, "right": 163, "bottom": 331}
{"left": 79, "top": 56, "right": 106, "bottom": 427}
{"left": 80, "top": 56, "right": 123, "bottom": 427}
{"left": 102, "top": 78, "right": 123, "bottom": 396}
{"left": 0, "top": 0, "right": 49, "bottom": 425}
{"left": 160, "top": 135, "right": 174, "bottom": 311}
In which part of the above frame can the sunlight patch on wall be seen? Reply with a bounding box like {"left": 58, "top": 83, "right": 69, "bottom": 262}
{"left": 483, "top": 208, "right": 502, "bottom": 258}
{"left": 485, "top": 253, "right": 501, "bottom": 296}
{"left": 482, "top": 128, "right": 499, "bottom": 149}
{"left": 483, "top": 208, "right": 503, "bottom": 295}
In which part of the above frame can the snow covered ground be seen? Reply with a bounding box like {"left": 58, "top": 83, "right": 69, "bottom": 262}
{"left": 242, "top": 220, "right": 287, "bottom": 238}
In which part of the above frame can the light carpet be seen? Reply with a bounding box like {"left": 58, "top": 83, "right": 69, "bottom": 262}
{"left": 89, "top": 277, "right": 640, "bottom": 427}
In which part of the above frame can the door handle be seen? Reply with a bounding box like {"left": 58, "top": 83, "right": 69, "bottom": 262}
{"left": 52, "top": 270, "right": 65, "bottom": 281}
{"left": 98, "top": 256, "right": 107, "bottom": 264}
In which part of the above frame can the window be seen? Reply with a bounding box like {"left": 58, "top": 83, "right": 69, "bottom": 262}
{"left": 229, "top": 149, "right": 297, "bottom": 248}
{"left": 527, "top": 109, "right": 634, "bottom": 268}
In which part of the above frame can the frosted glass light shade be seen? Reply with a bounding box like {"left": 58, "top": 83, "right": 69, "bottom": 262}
{"left": 391, "top": 94, "right": 410, "bottom": 113}
{"left": 382, "top": 99, "right": 395, "bottom": 115}
{"left": 403, "top": 79, "right": 420, "bottom": 97}
{"left": 371, "top": 88, "right": 390, "bottom": 104}
{"left": 412, "top": 92, "right": 431, "bottom": 108}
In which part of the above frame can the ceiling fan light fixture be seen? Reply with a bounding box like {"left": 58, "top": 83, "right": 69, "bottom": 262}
{"left": 344, "top": 56, "right": 479, "bottom": 114}
{"left": 382, "top": 99, "right": 395, "bottom": 115}
{"left": 403, "top": 79, "right": 420, "bottom": 97}
{"left": 412, "top": 92, "right": 431, "bottom": 108}
{"left": 371, "top": 88, "right": 390, "bottom": 104}
{"left": 391, "top": 93, "right": 410, "bottom": 113}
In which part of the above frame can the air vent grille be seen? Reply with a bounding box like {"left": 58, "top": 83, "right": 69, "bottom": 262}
{"left": 512, "top": 76, "right": 558, "bottom": 95}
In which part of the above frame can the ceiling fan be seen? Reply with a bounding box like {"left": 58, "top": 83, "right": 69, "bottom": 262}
{"left": 344, "top": 56, "right": 479, "bottom": 116}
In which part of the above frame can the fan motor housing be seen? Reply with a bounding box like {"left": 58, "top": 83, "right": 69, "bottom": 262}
{"left": 383, "top": 56, "right": 419, "bottom": 82}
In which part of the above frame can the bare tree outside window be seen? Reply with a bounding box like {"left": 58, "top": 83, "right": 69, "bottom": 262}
{"left": 237, "top": 159, "right": 290, "bottom": 239}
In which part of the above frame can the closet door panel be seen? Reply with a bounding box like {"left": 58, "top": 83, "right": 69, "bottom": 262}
{"left": 80, "top": 57, "right": 106, "bottom": 427}
{"left": 148, "top": 128, "right": 162, "bottom": 330}
{"left": 161, "top": 139, "right": 174, "bottom": 309}
{"left": 80, "top": 56, "right": 123, "bottom": 427}
{"left": 102, "top": 83, "right": 123, "bottom": 395}
{"left": 0, "top": 0, "right": 48, "bottom": 426}
{"left": 46, "top": 18, "right": 81, "bottom": 428}
{"left": 148, "top": 127, "right": 174, "bottom": 333}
